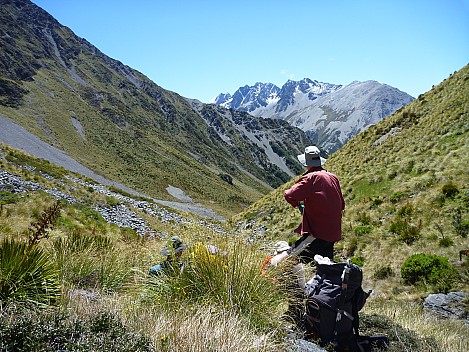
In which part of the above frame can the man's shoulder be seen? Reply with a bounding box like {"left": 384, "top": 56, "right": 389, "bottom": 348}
{"left": 307, "top": 169, "right": 336, "bottom": 177}
{"left": 308, "top": 170, "right": 340, "bottom": 182}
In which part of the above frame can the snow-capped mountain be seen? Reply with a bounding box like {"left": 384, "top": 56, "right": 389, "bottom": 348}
{"left": 212, "top": 79, "right": 414, "bottom": 153}
{"left": 212, "top": 78, "right": 341, "bottom": 118}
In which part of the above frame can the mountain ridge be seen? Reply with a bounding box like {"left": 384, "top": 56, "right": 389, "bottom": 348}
{"left": 212, "top": 78, "right": 414, "bottom": 153}
{"left": 0, "top": 0, "right": 312, "bottom": 217}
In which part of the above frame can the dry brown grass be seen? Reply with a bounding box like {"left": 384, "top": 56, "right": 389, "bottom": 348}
{"left": 364, "top": 299, "right": 469, "bottom": 352}
{"left": 64, "top": 289, "right": 286, "bottom": 352}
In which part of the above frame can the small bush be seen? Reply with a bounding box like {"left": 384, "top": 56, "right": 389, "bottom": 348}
{"left": 105, "top": 196, "right": 121, "bottom": 207}
{"left": 441, "top": 183, "right": 459, "bottom": 199}
{"left": 455, "top": 220, "right": 469, "bottom": 238}
{"left": 390, "top": 204, "right": 421, "bottom": 244}
{"left": 438, "top": 237, "right": 453, "bottom": 247}
{"left": 401, "top": 253, "right": 459, "bottom": 293}
{"left": 370, "top": 197, "right": 384, "bottom": 208}
{"left": 452, "top": 208, "right": 469, "bottom": 238}
{"left": 390, "top": 219, "right": 420, "bottom": 244}
{"left": 345, "top": 236, "right": 358, "bottom": 257}
{"left": 354, "top": 225, "right": 373, "bottom": 235}
{"left": 357, "top": 212, "right": 372, "bottom": 225}
{"left": 387, "top": 170, "right": 398, "bottom": 180}
{"left": 390, "top": 191, "right": 408, "bottom": 204}
{"left": 0, "top": 190, "right": 21, "bottom": 205}
{"left": 397, "top": 203, "right": 414, "bottom": 217}
{"left": 350, "top": 256, "right": 365, "bottom": 267}
{"left": 373, "top": 265, "right": 394, "bottom": 280}
{"left": 402, "top": 159, "right": 415, "bottom": 174}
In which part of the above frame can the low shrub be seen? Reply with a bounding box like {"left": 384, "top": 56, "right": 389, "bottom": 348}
{"left": 0, "top": 307, "right": 155, "bottom": 351}
{"left": 344, "top": 236, "right": 358, "bottom": 257}
{"left": 371, "top": 197, "right": 384, "bottom": 208}
{"left": 390, "top": 219, "right": 421, "bottom": 244}
{"left": 438, "top": 237, "right": 453, "bottom": 247}
{"left": 397, "top": 203, "right": 414, "bottom": 217}
{"left": 389, "top": 204, "right": 421, "bottom": 244}
{"left": 390, "top": 191, "right": 408, "bottom": 204}
{"left": 354, "top": 225, "right": 373, "bottom": 235}
{"left": 452, "top": 208, "right": 469, "bottom": 238}
{"left": 373, "top": 265, "right": 394, "bottom": 280}
{"left": 441, "top": 183, "right": 459, "bottom": 199}
{"left": 357, "top": 212, "right": 372, "bottom": 225}
{"left": 350, "top": 256, "right": 365, "bottom": 267}
{"left": 105, "top": 196, "right": 121, "bottom": 207}
{"left": 0, "top": 190, "right": 21, "bottom": 205}
{"left": 401, "top": 253, "right": 459, "bottom": 293}
{"left": 455, "top": 220, "right": 469, "bottom": 238}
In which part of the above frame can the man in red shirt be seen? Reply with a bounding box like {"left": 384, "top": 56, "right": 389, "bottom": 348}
{"left": 270, "top": 145, "right": 345, "bottom": 286}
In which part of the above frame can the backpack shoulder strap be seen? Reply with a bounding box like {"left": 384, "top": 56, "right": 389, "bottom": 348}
{"left": 336, "top": 260, "right": 353, "bottom": 320}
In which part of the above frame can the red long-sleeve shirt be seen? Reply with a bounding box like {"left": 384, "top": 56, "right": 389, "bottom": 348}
{"left": 284, "top": 168, "right": 345, "bottom": 242}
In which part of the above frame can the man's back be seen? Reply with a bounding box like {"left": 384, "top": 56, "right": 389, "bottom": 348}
{"left": 284, "top": 169, "right": 345, "bottom": 242}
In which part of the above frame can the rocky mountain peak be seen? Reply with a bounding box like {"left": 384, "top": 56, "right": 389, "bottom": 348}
{"left": 213, "top": 77, "right": 413, "bottom": 153}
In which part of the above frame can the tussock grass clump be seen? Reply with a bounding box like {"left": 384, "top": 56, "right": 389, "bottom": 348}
{"left": 145, "top": 239, "right": 288, "bottom": 331}
{"left": 0, "top": 202, "right": 62, "bottom": 305}
{"left": 64, "top": 291, "right": 285, "bottom": 352}
{"left": 51, "top": 230, "right": 144, "bottom": 293}
{"left": 0, "top": 238, "right": 61, "bottom": 305}
{"left": 144, "top": 306, "right": 283, "bottom": 352}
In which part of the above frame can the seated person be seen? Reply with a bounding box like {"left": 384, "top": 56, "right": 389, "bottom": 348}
{"left": 149, "top": 236, "right": 187, "bottom": 276}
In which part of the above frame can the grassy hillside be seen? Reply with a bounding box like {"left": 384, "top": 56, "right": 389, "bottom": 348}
{"left": 0, "top": 0, "right": 311, "bottom": 218}
{"left": 1, "top": 1, "right": 468, "bottom": 350}
{"left": 1, "top": 142, "right": 467, "bottom": 351}
{"left": 231, "top": 65, "right": 469, "bottom": 346}
{"left": 1, "top": 139, "right": 318, "bottom": 351}
{"left": 1, "top": 87, "right": 468, "bottom": 351}
{"left": 232, "top": 63, "right": 469, "bottom": 285}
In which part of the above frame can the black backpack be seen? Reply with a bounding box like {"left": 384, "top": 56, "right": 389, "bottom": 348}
{"left": 303, "top": 257, "right": 388, "bottom": 351}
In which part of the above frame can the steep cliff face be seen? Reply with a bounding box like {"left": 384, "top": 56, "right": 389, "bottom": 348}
{"left": 0, "top": 0, "right": 312, "bottom": 216}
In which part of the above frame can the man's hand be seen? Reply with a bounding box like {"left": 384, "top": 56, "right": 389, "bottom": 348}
{"left": 269, "top": 250, "right": 289, "bottom": 266}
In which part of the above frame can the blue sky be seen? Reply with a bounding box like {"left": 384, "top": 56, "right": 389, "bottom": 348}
{"left": 31, "top": 0, "right": 469, "bottom": 103}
